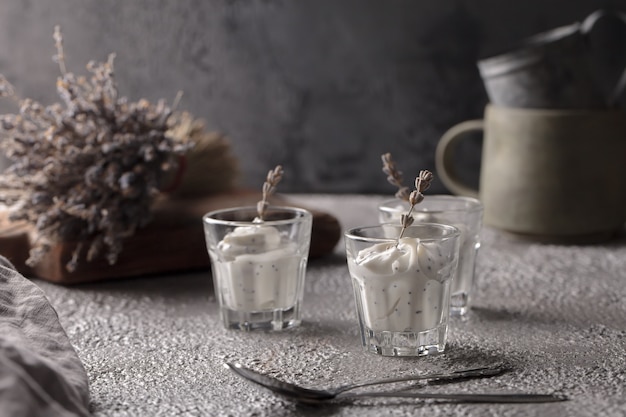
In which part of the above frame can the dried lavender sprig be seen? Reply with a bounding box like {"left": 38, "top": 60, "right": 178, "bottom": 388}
{"left": 381, "top": 152, "right": 410, "bottom": 201}
{"left": 0, "top": 75, "right": 15, "bottom": 98}
{"left": 256, "top": 165, "right": 284, "bottom": 221}
{"left": 397, "top": 170, "right": 434, "bottom": 241}
{"left": 52, "top": 25, "right": 67, "bottom": 75}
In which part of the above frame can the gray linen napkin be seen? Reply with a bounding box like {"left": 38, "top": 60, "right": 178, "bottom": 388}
{"left": 0, "top": 256, "right": 90, "bottom": 417}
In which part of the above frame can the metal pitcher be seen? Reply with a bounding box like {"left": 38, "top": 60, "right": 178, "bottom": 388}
{"left": 478, "top": 10, "right": 626, "bottom": 109}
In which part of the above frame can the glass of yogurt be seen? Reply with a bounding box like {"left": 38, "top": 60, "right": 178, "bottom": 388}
{"left": 203, "top": 206, "right": 312, "bottom": 331}
{"left": 378, "top": 196, "right": 483, "bottom": 316}
{"left": 344, "top": 223, "right": 461, "bottom": 356}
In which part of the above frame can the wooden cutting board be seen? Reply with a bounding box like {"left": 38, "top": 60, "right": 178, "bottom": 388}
{"left": 0, "top": 190, "right": 341, "bottom": 284}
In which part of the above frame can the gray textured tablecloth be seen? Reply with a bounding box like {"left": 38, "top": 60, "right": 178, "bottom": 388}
{"left": 19, "top": 195, "right": 626, "bottom": 416}
{"left": 0, "top": 257, "right": 90, "bottom": 417}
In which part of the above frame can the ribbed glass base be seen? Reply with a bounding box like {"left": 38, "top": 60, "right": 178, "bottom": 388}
{"left": 450, "top": 292, "right": 470, "bottom": 316}
{"left": 220, "top": 304, "right": 301, "bottom": 331}
{"left": 361, "top": 323, "right": 448, "bottom": 356}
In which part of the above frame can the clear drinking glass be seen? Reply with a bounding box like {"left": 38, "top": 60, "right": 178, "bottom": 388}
{"left": 203, "top": 206, "right": 312, "bottom": 331}
{"left": 344, "top": 224, "right": 460, "bottom": 356}
{"left": 378, "top": 196, "right": 483, "bottom": 315}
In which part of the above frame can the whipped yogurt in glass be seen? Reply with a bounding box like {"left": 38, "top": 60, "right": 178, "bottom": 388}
{"left": 378, "top": 196, "right": 483, "bottom": 315}
{"left": 345, "top": 224, "right": 460, "bottom": 356}
{"left": 204, "top": 206, "right": 312, "bottom": 331}
{"left": 215, "top": 225, "right": 300, "bottom": 311}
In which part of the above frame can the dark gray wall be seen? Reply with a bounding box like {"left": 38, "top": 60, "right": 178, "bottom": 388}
{"left": 1, "top": 0, "right": 625, "bottom": 193}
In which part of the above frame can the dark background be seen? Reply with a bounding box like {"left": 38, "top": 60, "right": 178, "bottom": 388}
{"left": 1, "top": 0, "right": 625, "bottom": 193}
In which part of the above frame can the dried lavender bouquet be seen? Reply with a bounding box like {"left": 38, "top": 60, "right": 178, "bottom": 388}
{"left": 0, "top": 26, "right": 193, "bottom": 272}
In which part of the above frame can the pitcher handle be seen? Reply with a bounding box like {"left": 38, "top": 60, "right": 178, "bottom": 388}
{"left": 435, "top": 120, "right": 483, "bottom": 198}
{"left": 581, "top": 9, "right": 626, "bottom": 107}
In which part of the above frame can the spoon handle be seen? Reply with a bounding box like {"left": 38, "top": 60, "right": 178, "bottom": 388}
{"left": 336, "top": 365, "right": 505, "bottom": 394}
{"left": 340, "top": 391, "right": 567, "bottom": 403}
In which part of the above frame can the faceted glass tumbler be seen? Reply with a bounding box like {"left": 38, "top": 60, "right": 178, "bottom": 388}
{"left": 344, "top": 224, "right": 460, "bottom": 356}
{"left": 379, "top": 196, "right": 483, "bottom": 315}
{"left": 203, "top": 206, "right": 312, "bottom": 331}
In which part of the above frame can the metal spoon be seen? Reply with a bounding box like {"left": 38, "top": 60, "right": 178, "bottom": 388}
{"left": 225, "top": 362, "right": 566, "bottom": 404}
